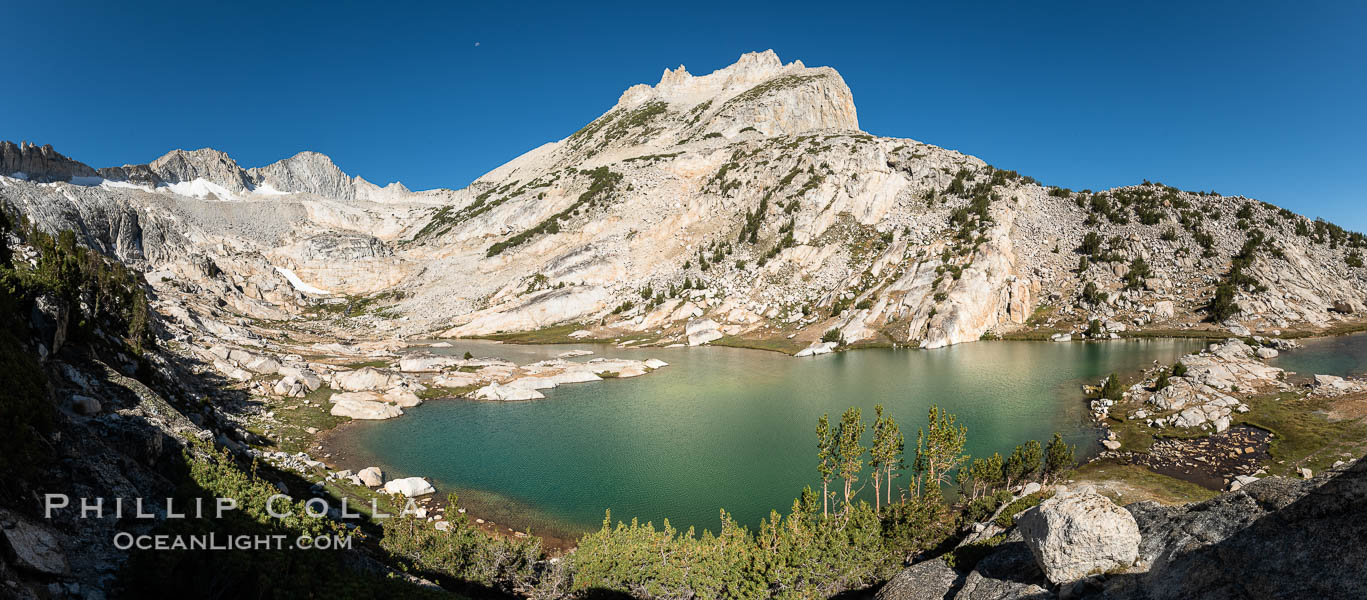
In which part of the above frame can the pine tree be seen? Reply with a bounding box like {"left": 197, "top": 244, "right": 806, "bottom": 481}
{"left": 969, "top": 452, "right": 1004, "bottom": 499}
{"left": 815, "top": 414, "right": 835, "bottom": 518}
{"left": 1005, "top": 440, "right": 1042, "bottom": 486}
{"left": 913, "top": 405, "right": 967, "bottom": 499}
{"left": 885, "top": 417, "right": 904, "bottom": 507}
{"left": 834, "top": 407, "right": 865, "bottom": 512}
{"left": 870, "top": 406, "right": 887, "bottom": 512}
{"left": 869, "top": 405, "right": 903, "bottom": 512}
{"left": 1043, "top": 433, "right": 1075, "bottom": 484}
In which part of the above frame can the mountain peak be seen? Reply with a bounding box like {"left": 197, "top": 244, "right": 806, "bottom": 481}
{"left": 618, "top": 49, "right": 814, "bottom": 109}
{"left": 249, "top": 151, "right": 354, "bottom": 199}
{"left": 551, "top": 51, "right": 859, "bottom": 160}
{"left": 148, "top": 147, "right": 252, "bottom": 192}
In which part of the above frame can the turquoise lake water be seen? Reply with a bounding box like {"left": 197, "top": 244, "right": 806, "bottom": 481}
{"left": 338, "top": 338, "right": 1210, "bottom": 538}
{"left": 1270, "top": 333, "right": 1367, "bottom": 378}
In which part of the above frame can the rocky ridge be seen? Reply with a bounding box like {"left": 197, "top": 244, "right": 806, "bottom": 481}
{"left": 3, "top": 50, "right": 1366, "bottom": 356}
{"left": 879, "top": 458, "right": 1367, "bottom": 600}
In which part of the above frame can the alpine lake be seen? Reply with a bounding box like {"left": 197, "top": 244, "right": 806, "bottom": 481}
{"left": 330, "top": 333, "right": 1367, "bottom": 540}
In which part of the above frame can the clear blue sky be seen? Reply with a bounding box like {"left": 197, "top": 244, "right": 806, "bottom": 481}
{"left": 5, "top": 1, "right": 1363, "bottom": 231}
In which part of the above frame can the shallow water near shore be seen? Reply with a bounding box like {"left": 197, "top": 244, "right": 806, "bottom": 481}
{"left": 337, "top": 339, "right": 1205, "bottom": 539}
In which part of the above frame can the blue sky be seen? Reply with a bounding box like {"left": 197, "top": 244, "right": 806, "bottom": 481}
{"left": 5, "top": 1, "right": 1364, "bottom": 230}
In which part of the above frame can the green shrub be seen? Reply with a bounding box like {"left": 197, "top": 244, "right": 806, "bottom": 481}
{"left": 992, "top": 490, "right": 1053, "bottom": 529}
{"left": 1099, "top": 373, "right": 1124, "bottom": 401}
{"left": 1078, "top": 232, "right": 1103, "bottom": 255}
{"left": 962, "top": 490, "right": 1012, "bottom": 524}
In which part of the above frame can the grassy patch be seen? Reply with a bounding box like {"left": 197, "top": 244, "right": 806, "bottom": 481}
{"left": 245, "top": 385, "right": 347, "bottom": 453}
{"left": 1073, "top": 460, "right": 1220, "bottom": 505}
{"left": 1235, "top": 392, "right": 1367, "bottom": 476}
{"left": 340, "top": 359, "right": 392, "bottom": 370}
{"left": 474, "top": 323, "right": 599, "bottom": 345}
{"left": 416, "top": 384, "right": 478, "bottom": 401}
{"left": 1118, "top": 328, "right": 1231, "bottom": 340}
{"left": 711, "top": 335, "right": 806, "bottom": 355}
{"left": 1281, "top": 319, "right": 1367, "bottom": 339}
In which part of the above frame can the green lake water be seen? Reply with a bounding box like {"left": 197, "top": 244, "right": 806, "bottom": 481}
{"left": 339, "top": 338, "right": 1209, "bottom": 538}
{"left": 1270, "top": 332, "right": 1367, "bottom": 378}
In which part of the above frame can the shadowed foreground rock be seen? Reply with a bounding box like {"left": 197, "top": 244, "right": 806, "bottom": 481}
{"left": 878, "top": 457, "right": 1367, "bottom": 599}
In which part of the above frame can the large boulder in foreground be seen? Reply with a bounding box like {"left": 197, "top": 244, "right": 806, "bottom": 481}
{"left": 1017, "top": 485, "right": 1140, "bottom": 585}
{"left": 0, "top": 513, "right": 70, "bottom": 576}
{"left": 875, "top": 558, "right": 959, "bottom": 599}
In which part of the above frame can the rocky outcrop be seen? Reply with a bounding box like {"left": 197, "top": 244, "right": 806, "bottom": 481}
{"left": 357, "top": 467, "right": 384, "bottom": 487}
{"left": 248, "top": 151, "right": 354, "bottom": 199}
{"left": 329, "top": 393, "right": 404, "bottom": 419}
{"left": 875, "top": 558, "right": 960, "bottom": 600}
{"left": 1118, "top": 340, "right": 1282, "bottom": 433}
{"left": 1016, "top": 486, "right": 1141, "bottom": 585}
{"left": 0, "top": 513, "right": 71, "bottom": 576}
{"left": 331, "top": 367, "right": 401, "bottom": 392}
{"left": 686, "top": 319, "right": 722, "bottom": 346}
{"left": 149, "top": 148, "right": 255, "bottom": 193}
{"left": 0, "top": 141, "right": 97, "bottom": 182}
{"left": 383, "top": 477, "right": 436, "bottom": 497}
{"left": 882, "top": 458, "right": 1367, "bottom": 599}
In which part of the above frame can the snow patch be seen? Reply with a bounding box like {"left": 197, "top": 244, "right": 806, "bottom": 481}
{"left": 250, "top": 183, "right": 290, "bottom": 196}
{"left": 274, "top": 266, "right": 331, "bottom": 295}
{"left": 162, "top": 178, "right": 237, "bottom": 200}
{"left": 100, "top": 179, "right": 150, "bottom": 191}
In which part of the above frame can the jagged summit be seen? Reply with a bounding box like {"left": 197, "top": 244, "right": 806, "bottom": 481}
{"left": 617, "top": 49, "right": 812, "bottom": 109}
{"left": 609, "top": 49, "right": 858, "bottom": 138}
{"left": 0, "top": 140, "right": 98, "bottom": 182}
{"left": 479, "top": 50, "right": 859, "bottom": 182}
{"left": 0, "top": 141, "right": 415, "bottom": 202}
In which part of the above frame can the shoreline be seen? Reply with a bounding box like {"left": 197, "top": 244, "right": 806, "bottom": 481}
{"left": 462, "top": 319, "right": 1367, "bottom": 357}
{"left": 315, "top": 402, "right": 585, "bottom": 553}
{"left": 310, "top": 336, "right": 1213, "bottom": 551}
{"left": 292, "top": 329, "right": 1363, "bottom": 553}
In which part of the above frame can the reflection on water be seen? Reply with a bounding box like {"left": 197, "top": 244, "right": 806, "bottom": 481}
{"left": 342, "top": 338, "right": 1203, "bottom": 537}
